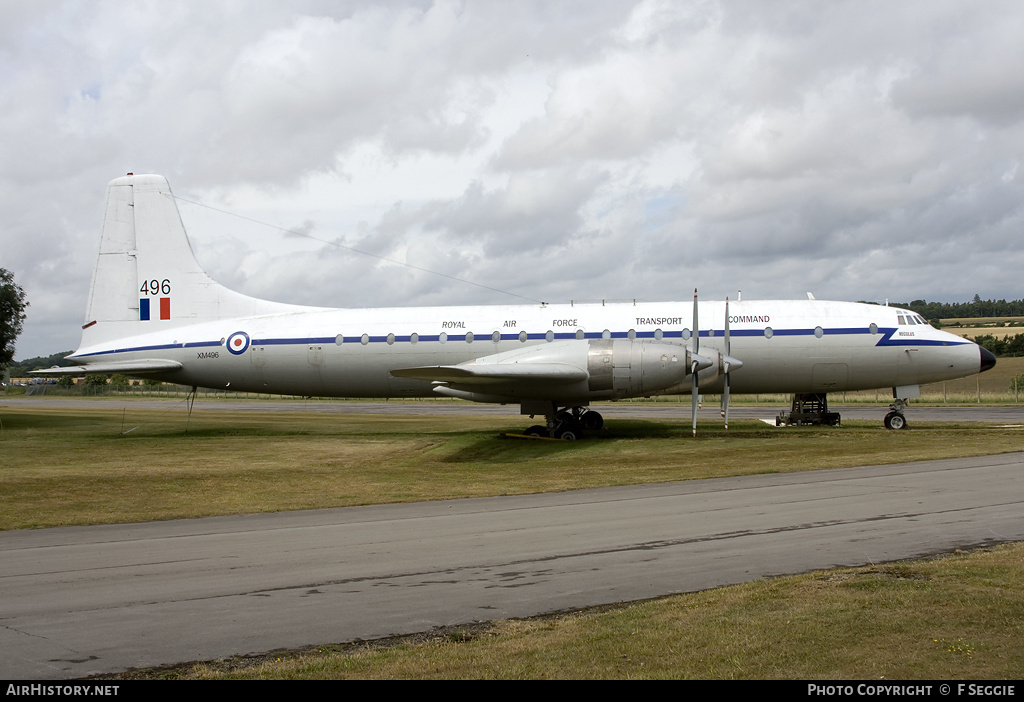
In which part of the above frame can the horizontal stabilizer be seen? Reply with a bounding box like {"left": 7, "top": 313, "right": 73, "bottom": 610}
{"left": 390, "top": 363, "right": 588, "bottom": 385}
{"left": 30, "top": 359, "right": 183, "bottom": 375}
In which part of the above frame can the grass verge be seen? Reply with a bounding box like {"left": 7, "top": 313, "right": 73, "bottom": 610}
{"left": 2, "top": 405, "right": 1023, "bottom": 530}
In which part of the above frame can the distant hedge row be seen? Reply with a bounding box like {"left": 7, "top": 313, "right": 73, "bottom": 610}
{"left": 973, "top": 334, "right": 1024, "bottom": 358}
{"left": 895, "top": 298, "right": 1024, "bottom": 321}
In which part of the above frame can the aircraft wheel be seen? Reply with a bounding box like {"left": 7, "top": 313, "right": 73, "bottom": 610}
{"left": 884, "top": 412, "right": 907, "bottom": 430}
{"left": 555, "top": 419, "right": 583, "bottom": 440}
{"left": 581, "top": 411, "right": 604, "bottom": 431}
{"left": 524, "top": 425, "right": 547, "bottom": 437}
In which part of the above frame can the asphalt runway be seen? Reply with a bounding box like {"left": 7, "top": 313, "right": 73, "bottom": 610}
{"left": 3, "top": 446, "right": 1024, "bottom": 678}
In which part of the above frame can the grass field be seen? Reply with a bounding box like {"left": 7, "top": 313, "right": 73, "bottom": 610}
{"left": 949, "top": 327, "right": 1024, "bottom": 340}
{"left": 941, "top": 317, "right": 1024, "bottom": 327}
{"left": 2, "top": 404, "right": 1024, "bottom": 531}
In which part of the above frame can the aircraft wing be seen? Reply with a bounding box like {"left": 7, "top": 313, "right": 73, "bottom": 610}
{"left": 390, "top": 363, "right": 588, "bottom": 385}
{"left": 29, "top": 359, "right": 183, "bottom": 375}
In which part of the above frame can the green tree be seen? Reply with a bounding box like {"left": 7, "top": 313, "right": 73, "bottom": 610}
{"left": 0, "top": 268, "right": 29, "bottom": 374}
{"left": 6, "top": 350, "right": 75, "bottom": 377}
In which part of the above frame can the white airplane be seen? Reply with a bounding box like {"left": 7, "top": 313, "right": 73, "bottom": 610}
{"left": 36, "top": 174, "right": 995, "bottom": 438}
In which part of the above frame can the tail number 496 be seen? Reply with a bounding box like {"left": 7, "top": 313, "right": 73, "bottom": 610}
{"left": 140, "top": 279, "right": 171, "bottom": 295}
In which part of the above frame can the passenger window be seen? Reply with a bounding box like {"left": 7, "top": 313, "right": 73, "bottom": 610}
{"left": 519, "top": 331, "right": 527, "bottom": 343}
{"left": 465, "top": 332, "right": 474, "bottom": 343}
{"left": 492, "top": 331, "right": 500, "bottom": 343}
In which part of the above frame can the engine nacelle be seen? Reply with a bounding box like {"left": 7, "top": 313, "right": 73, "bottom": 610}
{"left": 434, "top": 339, "right": 704, "bottom": 402}
{"left": 586, "top": 339, "right": 693, "bottom": 398}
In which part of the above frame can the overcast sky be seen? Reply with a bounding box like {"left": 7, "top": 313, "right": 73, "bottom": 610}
{"left": 3, "top": 0, "right": 1023, "bottom": 359}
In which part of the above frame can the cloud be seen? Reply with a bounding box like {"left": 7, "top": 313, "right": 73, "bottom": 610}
{"left": 3, "top": 1, "right": 1024, "bottom": 358}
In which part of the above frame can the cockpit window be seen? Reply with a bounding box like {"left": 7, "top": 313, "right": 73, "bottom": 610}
{"left": 896, "top": 312, "right": 930, "bottom": 326}
{"left": 897, "top": 313, "right": 929, "bottom": 325}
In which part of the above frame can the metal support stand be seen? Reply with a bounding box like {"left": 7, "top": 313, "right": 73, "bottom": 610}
{"left": 776, "top": 393, "right": 841, "bottom": 426}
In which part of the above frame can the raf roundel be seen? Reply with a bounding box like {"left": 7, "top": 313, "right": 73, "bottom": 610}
{"left": 226, "top": 331, "right": 250, "bottom": 355}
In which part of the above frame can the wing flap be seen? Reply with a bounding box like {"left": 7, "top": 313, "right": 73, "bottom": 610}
{"left": 390, "top": 363, "right": 587, "bottom": 385}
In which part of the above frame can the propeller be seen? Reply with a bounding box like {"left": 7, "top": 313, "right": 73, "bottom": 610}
{"left": 691, "top": 289, "right": 742, "bottom": 437}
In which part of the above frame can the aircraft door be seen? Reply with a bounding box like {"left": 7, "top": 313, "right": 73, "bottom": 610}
{"left": 250, "top": 345, "right": 266, "bottom": 367}
{"left": 812, "top": 363, "right": 849, "bottom": 390}
{"left": 307, "top": 336, "right": 323, "bottom": 366}
{"left": 587, "top": 340, "right": 614, "bottom": 393}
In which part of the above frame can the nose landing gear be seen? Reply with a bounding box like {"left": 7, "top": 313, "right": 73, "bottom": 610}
{"left": 884, "top": 398, "right": 909, "bottom": 430}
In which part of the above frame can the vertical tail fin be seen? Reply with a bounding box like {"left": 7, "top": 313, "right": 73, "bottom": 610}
{"left": 77, "top": 174, "right": 302, "bottom": 353}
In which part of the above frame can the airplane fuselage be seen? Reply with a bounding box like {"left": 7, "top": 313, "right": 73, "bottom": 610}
{"left": 70, "top": 298, "right": 982, "bottom": 402}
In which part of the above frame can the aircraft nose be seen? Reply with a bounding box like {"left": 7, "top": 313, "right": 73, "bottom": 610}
{"left": 980, "top": 346, "right": 997, "bottom": 373}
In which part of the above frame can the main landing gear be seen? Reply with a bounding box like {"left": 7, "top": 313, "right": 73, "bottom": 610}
{"left": 884, "top": 398, "right": 909, "bottom": 430}
{"left": 523, "top": 406, "right": 604, "bottom": 440}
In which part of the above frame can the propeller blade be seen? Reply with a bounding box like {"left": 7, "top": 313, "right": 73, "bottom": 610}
{"left": 692, "top": 289, "right": 699, "bottom": 356}
{"left": 724, "top": 297, "right": 730, "bottom": 356}
{"left": 692, "top": 288, "right": 699, "bottom": 437}
{"left": 722, "top": 297, "right": 730, "bottom": 430}
{"left": 722, "top": 373, "right": 730, "bottom": 430}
